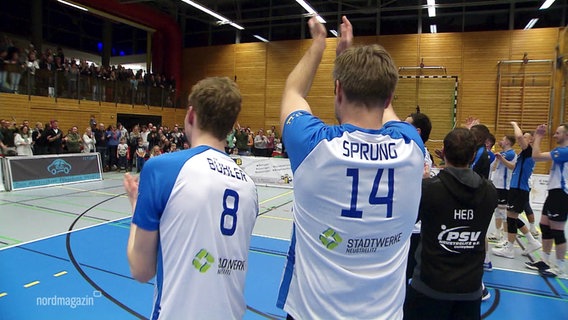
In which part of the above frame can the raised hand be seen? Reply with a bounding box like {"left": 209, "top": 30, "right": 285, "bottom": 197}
{"left": 336, "top": 16, "right": 353, "bottom": 56}
{"left": 308, "top": 16, "right": 327, "bottom": 41}
{"left": 535, "top": 124, "right": 547, "bottom": 137}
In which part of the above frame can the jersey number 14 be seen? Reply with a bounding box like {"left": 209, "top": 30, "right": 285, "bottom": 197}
{"left": 341, "top": 168, "right": 394, "bottom": 219}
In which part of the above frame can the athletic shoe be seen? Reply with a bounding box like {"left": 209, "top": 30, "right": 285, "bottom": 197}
{"left": 493, "top": 240, "right": 509, "bottom": 248}
{"left": 481, "top": 284, "right": 491, "bottom": 301}
{"left": 539, "top": 268, "right": 559, "bottom": 278}
{"left": 521, "top": 241, "right": 542, "bottom": 256}
{"left": 525, "top": 261, "right": 551, "bottom": 271}
{"left": 492, "top": 245, "right": 515, "bottom": 259}
{"left": 483, "top": 261, "right": 493, "bottom": 272}
{"left": 487, "top": 233, "right": 502, "bottom": 242}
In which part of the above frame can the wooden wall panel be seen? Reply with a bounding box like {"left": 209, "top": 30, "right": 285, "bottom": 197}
{"left": 419, "top": 33, "right": 463, "bottom": 76}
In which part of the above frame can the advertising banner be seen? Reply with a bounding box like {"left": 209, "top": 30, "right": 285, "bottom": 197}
{"left": 232, "top": 156, "right": 293, "bottom": 187}
{"left": 0, "top": 158, "right": 5, "bottom": 192}
{"left": 5, "top": 154, "right": 102, "bottom": 191}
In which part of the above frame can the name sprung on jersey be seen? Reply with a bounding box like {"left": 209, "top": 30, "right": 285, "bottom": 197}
{"left": 342, "top": 141, "right": 398, "bottom": 161}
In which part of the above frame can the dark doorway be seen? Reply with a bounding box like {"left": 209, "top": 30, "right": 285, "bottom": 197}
{"left": 117, "top": 114, "right": 162, "bottom": 131}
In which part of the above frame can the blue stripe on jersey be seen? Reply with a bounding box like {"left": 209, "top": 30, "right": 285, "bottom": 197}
{"left": 551, "top": 146, "right": 568, "bottom": 193}
{"left": 132, "top": 145, "right": 213, "bottom": 231}
{"left": 277, "top": 224, "right": 296, "bottom": 309}
{"left": 511, "top": 146, "right": 535, "bottom": 191}
{"left": 282, "top": 111, "right": 425, "bottom": 173}
{"left": 471, "top": 146, "right": 485, "bottom": 168}
{"left": 152, "top": 244, "right": 164, "bottom": 320}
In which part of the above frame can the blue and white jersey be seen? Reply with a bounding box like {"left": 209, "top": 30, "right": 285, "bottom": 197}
{"left": 492, "top": 149, "right": 516, "bottom": 190}
{"left": 511, "top": 146, "right": 535, "bottom": 191}
{"left": 132, "top": 145, "right": 258, "bottom": 320}
{"left": 548, "top": 146, "right": 568, "bottom": 194}
{"left": 277, "top": 111, "right": 424, "bottom": 319}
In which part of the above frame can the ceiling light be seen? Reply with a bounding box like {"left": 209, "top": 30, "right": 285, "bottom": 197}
{"left": 181, "top": 0, "right": 244, "bottom": 30}
{"left": 330, "top": 30, "right": 338, "bottom": 37}
{"left": 427, "top": 0, "right": 436, "bottom": 18}
{"left": 524, "top": 18, "right": 539, "bottom": 30}
{"left": 430, "top": 24, "right": 437, "bottom": 33}
{"left": 57, "top": 0, "right": 88, "bottom": 12}
{"left": 296, "top": 0, "right": 326, "bottom": 23}
{"left": 254, "top": 35, "right": 269, "bottom": 42}
{"left": 540, "top": 0, "right": 556, "bottom": 10}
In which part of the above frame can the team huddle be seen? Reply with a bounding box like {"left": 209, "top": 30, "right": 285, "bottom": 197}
{"left": 124, "top": 16, "right": 568, "bottom": 320}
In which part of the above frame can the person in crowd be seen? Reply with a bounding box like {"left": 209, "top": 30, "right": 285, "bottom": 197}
{"left": 82, "top": 127, "right": 96, "bottom": 153}
{"left": 124, "top": 76, "right": 258, "bottom": 318}
{"left": 276, "top": 16, "right": 424, "bottom": 319}
{"left": 14, "top": 125, "right": 33, "bottom": 156}
{"left": 94, "top": 123, "right": 108, "bottom": 170}
{"left": 32, "top": 122, "right": 47, "bottom": 155}
{"left": 117, "top": 137, "right": 129, "bottom": 172}
{"left": 403, "top": 128, "right": 498, "bottom": 320}
{"left": 106, "top": 124, "right": 121, "bottom": 170}
{"left": 254, "top": 128, "right": 268, "bottom": 157}
{"left": 64, "top": 125, "right": 82, "bottom": 153}
{"left": 46, "top": 120, "right": 63, "bottom": 154}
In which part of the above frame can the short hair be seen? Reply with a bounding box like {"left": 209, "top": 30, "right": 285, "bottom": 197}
{"left": 486, "top": 133, "right": 496, "bottom": 147}
{"left": 333, "top": 44, "right": 398, "bottom": 108}
{"left": 560, "top": 123, "right": 568, "bottom": 131}
{"left": 408, "top": 112, "right": 432, "bottom": 143}
{"left": 188, "top": 77, "right": 241, "bottom": 140}
{"left": 505, "top": 135, "right": 515, "bottom": 146}
{"left": 444, "top": 128, "right": 477, "bottom": 167}
{"left": 470, "top": 124, "right": 490, "bottom": 147}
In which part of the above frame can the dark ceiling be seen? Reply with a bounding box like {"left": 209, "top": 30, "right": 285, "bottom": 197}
{"left": 1, "top": 0, "right": 567, "bottom": 55}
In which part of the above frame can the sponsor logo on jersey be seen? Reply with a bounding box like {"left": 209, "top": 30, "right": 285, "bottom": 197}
{"left": 319, "top": 228, "right": 342, "bottom": 250}
{"left": 217, "top": 258, "right": 247, "bottom": 275}
{"left": 437, "top": 225, "right": 482, "bottom": 253}
{"left": 192, "top": 249, "right": 215, "bottom": 273}
{"left": 345, "top": 232, "right": 403, "bottom": 254}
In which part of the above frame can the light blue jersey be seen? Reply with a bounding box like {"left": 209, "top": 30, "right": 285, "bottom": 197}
{"left": 133, "top": 146, "right": 258, "bottom": 320}
{"left": 492, "top": 149, "right": 516, "bottom": 189}
{"left": 277, "top": 111, "right": 424, "bottom": 319}
{"left": 549, "top": 146, "right": 568, "bottom": 193}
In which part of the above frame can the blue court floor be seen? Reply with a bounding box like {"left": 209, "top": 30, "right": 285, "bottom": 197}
{"left": 0, "top": 173, "right": 567, "bottom": 319}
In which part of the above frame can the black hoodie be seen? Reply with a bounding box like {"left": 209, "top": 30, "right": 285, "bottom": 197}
{"left": 411, "top": 167, "right": 497, "bottom": 300}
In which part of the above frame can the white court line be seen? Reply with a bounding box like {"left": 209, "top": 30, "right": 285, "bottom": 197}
{"left": 251, "top": 233, "right": 291, "bottom": 242}
{"left": 0, "top": 216, "right": 131, "bottom": 251}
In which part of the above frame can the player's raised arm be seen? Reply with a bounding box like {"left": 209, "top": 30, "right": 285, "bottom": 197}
{"left": 532, "top": 124, "right": 551, "bottom": 161}
{"left": 280, "top": 16, "right": 327, "bottom": 129}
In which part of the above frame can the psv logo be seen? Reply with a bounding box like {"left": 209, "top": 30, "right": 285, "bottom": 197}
{"left": 437, "top": 226, "right": 481, "bottom": 253}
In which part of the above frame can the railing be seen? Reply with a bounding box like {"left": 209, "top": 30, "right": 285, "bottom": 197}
{"left": 5, "top": 68, "right": 182, "bottom": 108}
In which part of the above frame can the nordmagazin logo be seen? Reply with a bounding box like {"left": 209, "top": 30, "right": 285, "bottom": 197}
{"left": 319, "top": 228, "right": 342, "bottom": 250}
{"left": 192, "top": 249, "right": 214, "bottom": 273}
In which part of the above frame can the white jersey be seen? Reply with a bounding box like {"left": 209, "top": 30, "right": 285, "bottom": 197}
{"left": 492, "top": 149, "right": 516, "bottom": 190}
{"left": 277, "top": 111, "right": 424, "bottom": 319}
{"left": 132, "top": 146, "right": 258, "bottom": 320}
{"left": 548, "top": 146, "right": 568, "bottom": 193}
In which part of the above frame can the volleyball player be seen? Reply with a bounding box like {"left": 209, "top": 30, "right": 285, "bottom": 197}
{"left": 527, "top": 123, "right": 568, "bottom": 277}
{"left": 277, "top": 16, "right": 424, "bottom": 319}
{"left": 124, "top": 77, "right": 259, "bottom": 319}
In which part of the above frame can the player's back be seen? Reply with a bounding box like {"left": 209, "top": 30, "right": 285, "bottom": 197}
{"left": 141, "top": 146, "right": 258, "bottom": 319}
{"left": 278, "top": 112, "right": 424, "bottom": 319}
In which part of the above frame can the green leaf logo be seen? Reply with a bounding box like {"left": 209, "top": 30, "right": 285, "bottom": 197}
{"left": 192, "top": 249, "right": 215, "bottom": 273}
{"left": 319, "top": 228, "right": 342, "bottom": 250}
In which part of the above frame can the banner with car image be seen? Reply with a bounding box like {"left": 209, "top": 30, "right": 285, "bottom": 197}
{"left": 4, "top": 154, "right": 102, "bottom": 191}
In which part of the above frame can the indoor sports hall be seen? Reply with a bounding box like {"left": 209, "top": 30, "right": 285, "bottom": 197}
{"left": 1, "top": 0, "right": 568, "bottom": 319}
